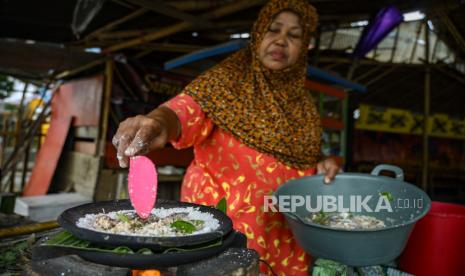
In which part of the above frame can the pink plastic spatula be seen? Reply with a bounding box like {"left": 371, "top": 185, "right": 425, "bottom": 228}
{"left": 128, "top": 156, "right": 158, "bottom": 219}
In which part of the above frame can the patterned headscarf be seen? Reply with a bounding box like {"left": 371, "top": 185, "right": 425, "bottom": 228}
{"left": 184, "top": 0, "right": 321, "bottom": 169}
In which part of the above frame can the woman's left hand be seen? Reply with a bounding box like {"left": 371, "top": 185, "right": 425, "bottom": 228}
{"left": 317, "top": 157, "right": 342, "bottom": 184}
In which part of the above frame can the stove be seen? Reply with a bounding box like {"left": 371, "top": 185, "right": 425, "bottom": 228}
{"left": 26, "top": 230, "right": 260, "bottom": 276}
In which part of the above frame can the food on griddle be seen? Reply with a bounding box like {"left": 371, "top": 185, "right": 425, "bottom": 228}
{"left": 306, "top": 211, "right": 386, "bottom": 230}
{"left": 76, "top": 207, "right": 219, "bottom": 236}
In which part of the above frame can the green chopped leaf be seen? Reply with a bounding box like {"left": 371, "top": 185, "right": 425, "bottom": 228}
{"left": 312, "top": 211, "right": 330, "bottom": 225}
{"left": 171, "top": 220, "right": 197, "bottom": 234}
{"left": 116, "top": 213, "right": 130, "bottom": 223}
{"left": 113, "top": 246, "right": 133, "bottom": 254}
{"left": 216, "top": 197, "right": 227, "bottom": 213}
{"left": 379, "top": 191, "right": 394, "bottom": 202}
{"left": 43, "top": 231, "right": 223, "bottom": 255}
{"left": 0, "top": 241, "right": 28, "bottom": 268}
{"left": 136, "top": 248, "right": 154, "bottom": 255}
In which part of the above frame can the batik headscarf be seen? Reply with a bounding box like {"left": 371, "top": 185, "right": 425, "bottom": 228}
{"left": 184, "top": 0, "right": 321, "bottom": 169}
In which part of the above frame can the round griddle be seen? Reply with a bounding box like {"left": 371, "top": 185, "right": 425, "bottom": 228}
{"left": 58, "top": 199, "right": 233, "bottom": 250}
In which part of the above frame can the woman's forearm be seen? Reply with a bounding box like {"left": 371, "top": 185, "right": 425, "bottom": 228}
{"left": 146, "top": 106, "right": 181, "bottom": 141}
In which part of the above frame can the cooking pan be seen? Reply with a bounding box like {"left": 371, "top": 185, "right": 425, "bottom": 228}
{"left": 274, "top": 164, "right": 431, "bottom": 266}
{"left": 58, "top": 199, "right": 233, "bottom": 250}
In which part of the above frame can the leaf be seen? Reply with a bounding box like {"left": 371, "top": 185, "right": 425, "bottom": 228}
{"left": 43, "top": 231, "right": 223, "bottom": 256}
{"left": 312, "top": 211, "right": 330, "bottom": 225}
{"left": 379, "top": 192, "right": 394, "bottom": 202}
{"left": 170, "top": 220, "right": 196, "bottom": 234}
{"left": 116, "top": 213, "right": 130, "bottom": 223}
{"left": 0, "top": 241, "right": 29, "bottom": 268}
{"left": 112, "top": 246, "right": 134, "bottom": 254}
{"left": 216, "top": 197, "right": 227, "bottom": 213}
{"left": 46, "top": 231, "right": 75, "bottom": 245}
{"left": 136, "top": 248, "right": 154, "bottom": 255}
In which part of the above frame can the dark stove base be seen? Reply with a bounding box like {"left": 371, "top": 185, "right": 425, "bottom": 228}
{"left": 28, "top": 231, "right": 260, "bottom": 276}
{"left": 27, "top": 248, "right": 260, "bottom": 276}
{"left": 28, "top": 254, "right": 129, "bottom": 276}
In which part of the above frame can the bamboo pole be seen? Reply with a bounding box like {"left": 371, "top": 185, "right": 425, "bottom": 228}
{"left": 126, "top": 0, "right": 211, "bottom": 27}
{"left": 431, "top": 35, "right": 439, "bottom": 62}
{"left": 434, "top": 66, "right": 465, "bottom": 86}
{"left": 136, "top": 43, "right": 203, "bottom": 52}
{"left": 390, "top": 27, "right": 400, "bottom": 63}
{"left": 97, "top": 21, "right": 254, "bottom": 40}
{"left": 363, "top": 64, "right": 400, "bottom": 87}
{"left": 54, "top": 58, "right": 106, "bottom": 80}
{"left": 111, "top": 0, "right": 137, "bottom": 10}
{"left": 85, "top": 8, "right": 148, "bottom": 41}
{"left": 316, "top": 56, "right": 449, "bottom": 68}
{"left": 21, "top": 143, "right": 30, "bottom": 191}
{"left": 0, "top": 86, "right": 54, "bottom": 190}
{"left": 0, "top": 221, "right": 59, "bottom": 239}
{"left": 104, "top": 0, "right": 265, "bottom": 53}
{"left": 97, "top": 60, "right": 114, "bottom": 157}
{"left": 104, "top": 21, "right": 191, "bottom": 53}
{"left": 437, "top": 10, "right": 465, "bottom": 53}
{"left": 113, "top": 64, "right": 139, "bottom": 101}
{"left": 363, "top": 69, "right": 418, "bottom": 99}
{"left": 409, "top": 22, "right": 423, "bottom": 63}
{"left": 9, "top": 83, "right": 28, "bottom": 192}
{"left": 353, "top": 64, "right": 384, "bottom": 82}
{"left": 422, "top": 20, "right": 430, "bottom": 192}
{"left": 168, "top": 0, "right": 223, "bottom": 11}
{"left": 328, "top": 28, "right": 337, "bottom": 49}
{"left": 98, "top": 28, "right": 160, "bottom": 40}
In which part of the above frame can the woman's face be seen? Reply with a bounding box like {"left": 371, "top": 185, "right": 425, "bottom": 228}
{"left": 258, "top": 11, "right": 303, "bottom": 70}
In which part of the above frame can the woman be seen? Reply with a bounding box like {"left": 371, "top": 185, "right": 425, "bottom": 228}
{"left": 113, "top": 0, "right": 340, "bottom": 274}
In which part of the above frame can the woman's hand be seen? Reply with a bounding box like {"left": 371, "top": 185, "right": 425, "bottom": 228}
{"left": 112, "top": 106, "right": 179, "bottom": 168}
{"left": 317, "top": 157, "right": 342, "bottom": 184}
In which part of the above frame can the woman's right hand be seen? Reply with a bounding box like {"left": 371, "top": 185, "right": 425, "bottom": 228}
{"left": 112, "top": 106, "right": 180, "bottom": 168}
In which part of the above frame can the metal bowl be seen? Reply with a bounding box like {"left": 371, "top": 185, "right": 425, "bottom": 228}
{"left": 274, "top": 164, "right": 431, "bottom": 266}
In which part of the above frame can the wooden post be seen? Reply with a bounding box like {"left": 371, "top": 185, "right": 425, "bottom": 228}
{"left": 390, "top": 27, "right": 400, "bottom": 63}
{"left": 21, "top": 144, "right": 30, "bottom": 191}
{"left": 97, "top": 60, "right": 113, "bottom": 157}
{"left": 346, "top": 58, "right": 358, "bottom": 81}
{"left": 422, "top": 20, "right": 430, "bottom": 192}
{"left": 409, "top": 22, "right": 423, "bottom": 63}
{"left": 9, "top": 83, "right": 28, "bottom": 192}
{"left": 431, "top": 35, "right": 439, "bottom": 62}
